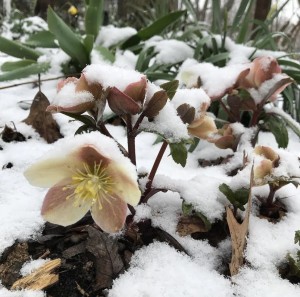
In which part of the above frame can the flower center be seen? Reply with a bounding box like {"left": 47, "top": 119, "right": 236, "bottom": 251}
{"left": 64, "top": 162, "right": 114, "bottom": 208}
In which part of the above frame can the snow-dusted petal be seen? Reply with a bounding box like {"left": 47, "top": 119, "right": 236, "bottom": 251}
{"left": 106, "top": 163, "right": 141, "bottom": 206}
{"left": 188, "top": 115, "right": 217, "bottom": 139}
{"left": 24, "top": 155, "right": 83, "bottom": 188}
{"left": 41, "top": 178, "right": 91, "bottom": 226}
{"left": 46, "top": 101, "right": 95, "bottom": 114}
{"left": 91, "top": 193, "right": 128, "bottom": 233}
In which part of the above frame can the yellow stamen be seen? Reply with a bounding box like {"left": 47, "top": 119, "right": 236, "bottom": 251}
{"left": 64, "top": 162, "right": 115, "bottom": 209}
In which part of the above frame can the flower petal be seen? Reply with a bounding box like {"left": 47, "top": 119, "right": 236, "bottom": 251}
{"left": 254, "top": 145, "right": 279, "bottom": 162}
{"left": 91, "top": 193, "right": 128, "bottom": 233}
{"left": 254, "top": 159, "right": 273, "bottom": 182}
{"left": 107, "top": 87, "right": 142, "bottom": 115}
{"left": 123, "top": 77, "right": 147, "bottom": 104}
{"left": 24, "top": 155, "right": 83, "bottom": 188}
{"left": 188, "top": 115, "right": 217, "bottom": 139}
{"left": 106, "top": 163, "right": 141, "bottom": 206}
{"left": 76, "top": 145, "right": 111, "bottom": 168}
{"left": 46, "top": 101, "right": 95, "bottom": 114}
{"left": 41, "top": 178, "right": 91, "bottom": 226}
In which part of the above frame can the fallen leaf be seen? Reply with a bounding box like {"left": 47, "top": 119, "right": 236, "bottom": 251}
{"left": 85, "top": 226, "right": 124, "bottom": 290}
{"left": 1, "top": 125, "right": 26, "bottom": 142}
{"left": 177, "top": 215, "right": 210, "bottom": 236}
{"left": 227, "top": 165, "right": 254, "bottom": 276}
{"left": 23, "top": 91, "right": 63, "bottom": 143}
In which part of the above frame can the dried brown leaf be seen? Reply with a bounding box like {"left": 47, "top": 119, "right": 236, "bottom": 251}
{"left": 177, "top": 215, "right": 210, "bottom": 236}
{"left": 85, "top": 226, "right": 124, "bottom": 290}
{"left": 227, "top": 165, "right": 254, "bottom": 276}
{"left": 23, "top": 91, "right": 63, "bottom": 143}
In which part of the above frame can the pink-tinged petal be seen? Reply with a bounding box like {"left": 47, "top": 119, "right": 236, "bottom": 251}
{"left": 75, "top": 74, "right": 103, "bottom": 100}
{"left": 252, "top": 57, "right": 274, "bottom": 87}
{"left": 123, "top": 77, "right": 147, "bottom": 104}
{"left": 46, "top": 101, "right": 95, "bottom": 114}
{"left": 213, "top": 135, "right": 235, "bottom": 149}
{"left": 107, "top": 87, "right": 142, "bottom": 115}
{"left": 268, "top": 75, "right": 293, "bottom": 102}
{"left": 254, "top": 146, "right": 279, "bottom": 162}
{"left": 24, "top": 155, "right": 83, "bottom": 188}
{"left": 236, "top": 68, "right": 251, "bottom": 89}
{"left": 188, "top": 115, "right": 217, "bottom": 139}
{"left": 106, "top": 163, "right": 141, "bottom": 206}
{"left": 57, "top": 77, "right": 78, "bottom": 92}
{"left": 41, "top": 178, "right": 91, "bottom": 226}
{"left": 91, "top": 193, "right": 128, "bottom": 233}
{"left": 75, "top": 145, "right": 111, "bottom": 169}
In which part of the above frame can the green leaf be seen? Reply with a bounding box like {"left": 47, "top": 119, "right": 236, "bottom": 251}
{"left": 212, "top": 0, "right": 222, "bottom": 33}
{"left": 75, "top": 124, "right": 96, "bottom": 135}
{"left": 169, "top": 142, "right": 187, "bottom": 167}
{"left": 0, "top": 36, "right": 41, "bottom": 60}
{"left": 83, "top": 34, "right": 95, "bottom": 55}
{"left": 24, "top": 30, "right": 58, "bottom": 48}
{"left": 47, "top": 6, "right": 89, "bottom": 67}
{"left": 1, "top": 59, "right": 36, "bottom": 72}
{"left": 0, "top": 62, "right": 50, "bottom": 82}
{"left": 160, "top": 80, "right": 179, "bottom": 99}
{"left": 263, "top": 114, "right": 289, "bottom": 148}
{"left": 85, "top": 0, "right": 103, "bottom": 38}
{"left": 135, "top": 46, "right": 155, "bottom": 72}
{"left": 61, "top": 112, "right": 96, "bottom": 126}
{"left": 295, "top": 231, "right": 300, "bottom": 246}
{"left": 204, "top": 52, "right": 229, "bottom": 64}
{"left": 219, "top": 183, "right": 249, "bottom": 211}
{"left": 94, "top": 45, "right": 115, "bottom": 63}
{"left": 121, "top": 10, "right": 186, "bottom": 49}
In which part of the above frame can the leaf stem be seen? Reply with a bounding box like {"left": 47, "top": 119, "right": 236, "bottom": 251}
{"left": 127, "top": 115, "right": 136, "bottom": 165}
{"left": 141, "top": 140, "right": 168, "bottom": 203}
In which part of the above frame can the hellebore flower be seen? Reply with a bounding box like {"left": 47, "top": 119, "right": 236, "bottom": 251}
{"left": 47, "top": 63, "right": 147, "bottom": 117}
{"left": 236, "top": 56, "right": 293, "bottom": 102}
{"left": 47, "top": 74, "right": 102, "bottom": 114}
{"left": 24, "top": 133, "right": 141, "bottom": 233}
{"left": 188, "top": 115, "right": 218, "bottom": 140}
{"left": 253, "top": 145, "right": 279, "bottom": 185}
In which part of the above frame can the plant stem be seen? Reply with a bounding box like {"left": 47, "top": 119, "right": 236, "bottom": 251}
{"left": 219, "top": 100, "right": 238, "bottom": 122}
{"left": 141, "top": 140, "right": 168, "bottom": 202}
{"left": 127, "top": 115, "right": 136, "bottom": 165}
{"left": 266, "top": 184, "right": 276, "bottom": 206}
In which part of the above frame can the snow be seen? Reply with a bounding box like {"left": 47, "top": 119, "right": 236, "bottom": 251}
{"left": 96, "top": 25, "right": 137, "bottom": 48}
{"left": 1, "top": 13, "right": 300, "bottom": 297}
{"left": 108, "top": 242, "right": 234, "bottom": 297}
{"left": 146, "top": 37, "right": 194, "bottom": 65}
{"left": 83, "top": 63, "right": 144, "bottom": 91}
{"left": 20, "top": 259, "right": 50, "bottom": 276}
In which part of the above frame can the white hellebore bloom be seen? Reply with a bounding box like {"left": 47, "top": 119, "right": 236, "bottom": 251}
{"left": 24, "top": 133, "right": 141, "bottom": 233}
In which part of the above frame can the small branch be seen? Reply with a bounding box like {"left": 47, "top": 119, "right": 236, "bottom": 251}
{"left": 266, "top": 184, "right": 276, "bottom": 206}
{"left": 0, "top": 73, "right": 81, "bottom": 90}
{"left": 141, "top": 140, "right": 168, "bottom": 202}
{"left": 132, "top": 112, "right": 145, "bottom": 131}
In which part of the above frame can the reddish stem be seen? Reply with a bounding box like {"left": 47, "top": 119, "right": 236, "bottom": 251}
{"left": 127, "top": 115, "right": 136, "bottom": 165}
{"left": 141, "top": 141, "right": 168, "bottom": 203}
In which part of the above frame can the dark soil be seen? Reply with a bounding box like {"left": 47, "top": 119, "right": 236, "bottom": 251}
{"left": 0, "top": 216, "right": 190, "bottom": 297}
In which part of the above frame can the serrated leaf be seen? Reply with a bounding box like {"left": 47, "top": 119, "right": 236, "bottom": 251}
{"left": 263, "top": 114, "right": 289, "bottom": 148}
{"left": 143, "top": 90, "right": 168, "bottom": 118}
{"left": 121, "top": 10, "right": 186, "bottom": 49}
{"left": 24, "top": 30, "right": 58, "bottom": 48}
{"left": 160, "top": 80, "right": 179, "bottom": 99}
{"left": 62, "top": 112, "right": 96, "bottom": 126}
{"left": 75, "top": 124, "right": 95, "bottom": 135}
{"left": 0, "top": 62, "right": 50, "bottom": 82}
{"left": 47, "top": 6, "right": 89, "bottom": 67}
{"left": 1, "top": 59, "right": 36, "bottom": 72}
{"left": 0, "top": 36, "right": 41, "bottom": 60}
{"left": 169, "top": 142, "right": 187, "bottom": 167}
